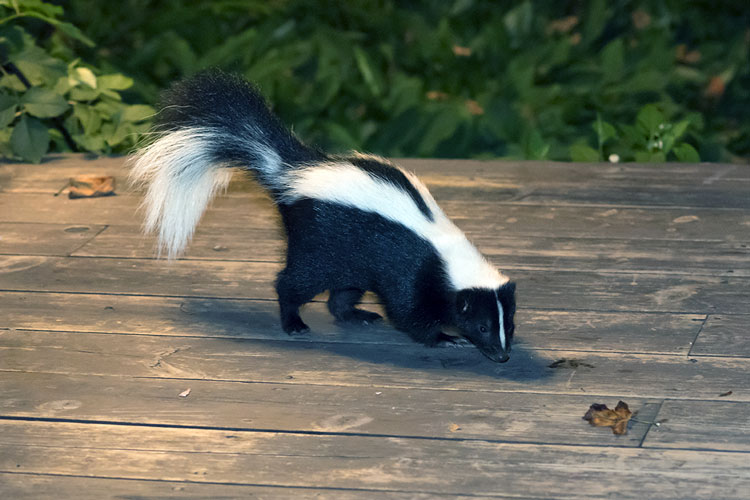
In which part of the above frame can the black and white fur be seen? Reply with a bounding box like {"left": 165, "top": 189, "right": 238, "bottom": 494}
{"left": 130, "top": 71, "right": 516, "bottom": 362}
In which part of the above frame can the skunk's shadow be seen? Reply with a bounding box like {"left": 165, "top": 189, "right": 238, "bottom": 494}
{"left": 179, "top": 297, "right": 551, "bottom": 382}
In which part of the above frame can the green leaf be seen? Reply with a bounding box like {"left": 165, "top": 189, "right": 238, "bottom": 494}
{"left": 600, "top": 38, "right": 624, "bottom": 82}
{"left": 583, "top": 0, "right": 608, "bottom": 45}
{"left": 98, "top": 74, "right": 134, "bottom": 91}
{"left": 21, "top": 86, "right": 70, "bottom": 117}
{"left": 122, "top": 104, "right": 155, "bottom": 122}
{"left": 10, "top": 114, "right": 49, "bottom": 163}
{"left": 634, "top": 150, "right": 666, "bottom": 163}
{"left": 569, "top": 143, "right": 600, "bottom": 162}
{"left": 671, "top": 119, "right": 691, "bottom": 140}
{"left": 503, "top": 1, "right": 533, "bottom": 46}
{"left": 524, "top": 129, "right": 550, "bottom": 160}
{"left": 9, "top": 42, "right": 67, "bottom": 86}
{"left": 47, "top": 18, "right": 95, "bottom": 47}
{"left": 68, "top": 86, "right": 99, "bottom": 101}
{"left": 0, "top": 92, "right": 18, "bottom": 128}
{"left": 416, "top": 107, "right": 464, "bottom": 156}
{"left": 593, "top": 114, "right": 616, "bottom": 144}
{"left": 673, "top": 143, "right": 700, "bottom": 162}
{"left": 73, "top": 103, "right": 101, "bottom": 134}
{"left": 74, "top": 67, "right": 97, "bottom": 88}
{"left": 9, "top": 0, "right": 63, "bottom": 18}
{"left": 353, "top": 45, "right": 382, "bottom": 97}
{"left": 636, "top": 104, "right": 664, "bottom": 136}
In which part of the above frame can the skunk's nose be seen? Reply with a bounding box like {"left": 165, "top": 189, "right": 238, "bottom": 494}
{"left": 481, "top": 349, "right": 510, "bottom": 363}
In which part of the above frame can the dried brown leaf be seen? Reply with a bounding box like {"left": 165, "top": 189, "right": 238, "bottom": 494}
{"left": 583, "top": 401, "right": 632, "bottom": 435}
{"left": 68, "top": 175, "right": 116, "bottom": 199}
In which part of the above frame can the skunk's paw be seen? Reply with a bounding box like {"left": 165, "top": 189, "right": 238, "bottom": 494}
{"left": 337, "top": 309, "right": 383, "bottom": 326}
{"left": 282, "top": 316, "right": 310, "bottom": 335}
{"left": 435, "top": 332, "right": 470, "bottom": 348}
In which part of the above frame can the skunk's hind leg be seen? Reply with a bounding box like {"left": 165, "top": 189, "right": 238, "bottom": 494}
{"left": 275, "top": 268, "right": 321, "bottom": 334}
{"left": 327, "top": 288, "right": 382, "bottom": 325}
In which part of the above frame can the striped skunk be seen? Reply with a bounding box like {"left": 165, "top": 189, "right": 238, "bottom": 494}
{"left": 130, "top": 71, "right": 516, "bottom": 363}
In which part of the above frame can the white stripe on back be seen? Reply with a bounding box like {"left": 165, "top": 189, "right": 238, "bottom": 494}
{"left": 282, "top": 160, "right": 509, "bottom": 291}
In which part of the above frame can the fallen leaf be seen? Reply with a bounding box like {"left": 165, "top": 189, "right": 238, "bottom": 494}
{"left": 449, "top": 423, "right": 461, "bottom": 432}
{"left": 68, "top": 175, "right": 116, "bottom": 199}
{"left": 178, "top": 388, "right": 191, "bottom": 398}
{"left": 719, "top": 390, "right": 733, "bottom": 397}
{"left": 583, "top": 401, "right": 632, "bottom": 435}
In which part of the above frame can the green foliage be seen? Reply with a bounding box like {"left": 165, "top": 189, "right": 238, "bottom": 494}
{"left": 0, "top": 0, "right": 154, "bottom": 162}
{"left": 570, "top": 104, "right": 699, "bottom": 163}
{"left": 3, "top": 0, "right": 750, "bottom": 163}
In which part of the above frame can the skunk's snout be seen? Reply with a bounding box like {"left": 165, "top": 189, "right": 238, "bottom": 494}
{"left": 479, "top": 346, "right": 511, "bottom": 363}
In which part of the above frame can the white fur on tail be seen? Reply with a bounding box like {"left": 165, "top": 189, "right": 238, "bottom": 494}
{"left": 129, "top": 128, "right": 234, "bottom": 259}
{"left": 282, "top": 159, "right": 509, "bottom": 291}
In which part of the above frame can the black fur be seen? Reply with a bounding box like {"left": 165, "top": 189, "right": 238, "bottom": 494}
{"left": 147, "top": 70, "right": 517, "bottom": 363}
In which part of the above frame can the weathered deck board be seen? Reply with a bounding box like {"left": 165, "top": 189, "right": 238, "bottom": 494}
{"left": 2, "top": 255, "right": 748, "bottom": 313}
{"left": 4, "top": 156, "right": 749, "bottom": 209}
{"left": 2, "top": 421, "right": 749, "bottom": 499}
{"left": 0, "top": 474, "right": 417, "bottom": 500}
{"left": 66, "top": 224, "right": 750, "bottom": 277}
{"left": 0, "top": 291, "right": 703, "bottom": 354}
{"left": 0, "top": 222, "right": 107, "bottom": 256}
{"left": 3, "top": 192, "right": 750, "bottom": 243}
{"left": 3, "top": 330, "right": 748, "bottom": 402}
{"left": 0, "top": 372, "right": 656, "bottom": 447}
{"left": 690, "top": 314, "right": 750, "bottom": 357}
{"left": 642, "top": 400, "right": 750, "bottom": 451}
{"left": 2, "top": 156, "right": 749, "bottom": 498}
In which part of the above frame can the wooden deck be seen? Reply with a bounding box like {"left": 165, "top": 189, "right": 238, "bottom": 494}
{"left": 1, "top": 155, "right": 749, "bottom": 498}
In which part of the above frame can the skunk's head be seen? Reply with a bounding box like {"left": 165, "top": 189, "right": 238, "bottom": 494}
{"left": 454, "top": 282, "right": 516, "bottom": 363}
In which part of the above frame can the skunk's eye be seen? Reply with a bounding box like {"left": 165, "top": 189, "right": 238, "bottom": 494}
{"left": 479, "top": 326, "right": 488, "bottom": 334}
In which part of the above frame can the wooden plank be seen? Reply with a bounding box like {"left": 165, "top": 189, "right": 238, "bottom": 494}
{"left": 644, "top": 400, "right": 750, "bottom": 452}
{"left": 1, "top": 255, "right": 748, "bottom": 313}
{"left": 4, "top": 192, "right": 750, "bottom": 244}
{"left": 0, "top": 292, "right": 703, "bottom": 355}
{"left": 690, "top": 314, "right": 750, "bottom": 357}
{"left": 72, "top": 224, "right": 750, "bottom": 277}
{"left": 74, "top": 224, "right": 286, "bottom": 262}
{"left": 0, "top": 474, "right": 412, "bottom": 500}
{"left": 0, "top": 372, "right": 656, "bottom": 447}
{"left": 1, "top": 420, "right": 748, "bottom": 499}
{"left": 6, "top": 156, "right": 749, "bottom": 208}
{"left": 0, "top": 223, "right": 106, "bottom": 256}
{"left": 2, "top": 330, "right": 748, "bottom": 401}
{"left": 0, "top": 155, "right": 126, "bottom": 194}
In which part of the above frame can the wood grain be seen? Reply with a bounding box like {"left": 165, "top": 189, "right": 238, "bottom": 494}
{"left": 2, "top": 420, "right": 749, "bottom": 499}
{"left": 2, "top": 330, "right": 748, "bottom": 402}
{"left": 2, "top": 155, "right": 749, "bottom": 498}
{"left": 0, "top": 223, "right": 106, "bottom": 256}
{"left": 70, "top": 224, "right": 750, "bottom": 277}
{"left": 690, "top": 314, "right": 750, "bottom": 357}
{"left": 0, "top": 372, "right": 656, "bottom": 447}
{"left": 1, "top": 256, "right": 748, "bottom": 313}
{"left": 0, "top": 291, "right": 702, "bottom": 354}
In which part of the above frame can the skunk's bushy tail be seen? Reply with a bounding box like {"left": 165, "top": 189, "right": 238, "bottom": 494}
{"left": 130, "top": 70, "right": 321, "bottom": 258}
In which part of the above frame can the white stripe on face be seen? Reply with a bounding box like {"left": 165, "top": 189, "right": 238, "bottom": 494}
{"left": 497, "top": 300, "right": 506, "bottom": 351}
